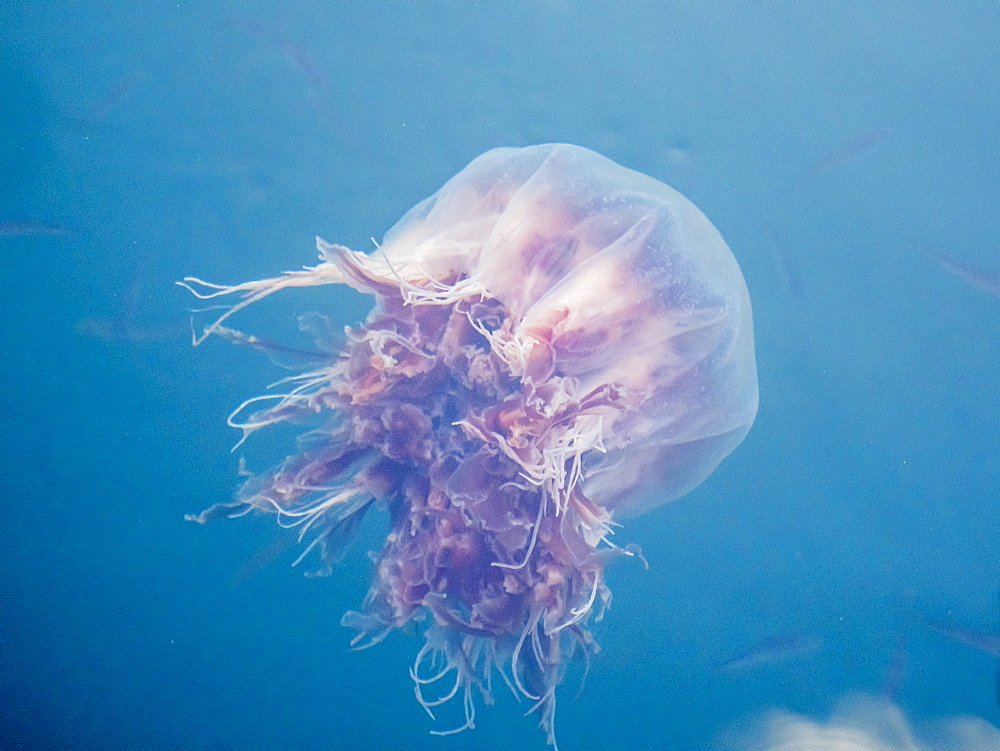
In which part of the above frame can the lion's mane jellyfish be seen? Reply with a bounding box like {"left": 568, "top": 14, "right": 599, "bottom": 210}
{"left": 182, "top": 144, "right": 758, "bottom": 747}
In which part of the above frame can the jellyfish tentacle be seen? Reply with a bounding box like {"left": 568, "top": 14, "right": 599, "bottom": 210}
{"left": 511, "top": 608, "right": 544, "bottom": 702}
{"left": 491, "top": 487, "right": 546, "bottom": 571}
{"left": 549, "top": 571, "right": 601, "bottom": 635}
{"left": 178, "top": 258, "right": 347, "bottom": 345}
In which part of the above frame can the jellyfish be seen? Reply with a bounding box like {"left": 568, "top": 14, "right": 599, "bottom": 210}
{"left": 181, "top": 143, "right": 758, "bottom": 747}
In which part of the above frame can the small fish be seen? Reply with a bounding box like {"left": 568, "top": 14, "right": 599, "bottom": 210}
{"left": 230, "top": 533, "right": 298, "bottom": 587}
{"left": 714, "top": 632, "right": 822, "bottom": 672}
{"left": 87, "top": 70, "right": 146, "bottom": 122}
{"left": 796, "top": 126, "right": 892, "bottom": 190}
{"left": 76, "top": 270, "right": 186, "bottom": 343}
{"left": 927, "top": 620, "right": 1000, "bottom": 657}
{"left": 765, "top": 225, "right": 804, "bottom": 298}
{"left": 918, "top": 244, "right": 1000, "bottom": 298}
{"left": 881, "top": 634, "right": 908, "bottom": 700}
{"left": 0, "top": 221, "right": 71, "bottom": 238}
{"left": 76, "top": 316, "right": 187, "bottom": 343}
{"left": 238, "top": 20, "right": 362, "bottom": 150}
{"left": 210, "top": 324, "right": 330, "bottom": 364}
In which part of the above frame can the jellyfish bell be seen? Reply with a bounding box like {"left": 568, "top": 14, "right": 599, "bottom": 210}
{"left": 371, "top": 145, "right": 757, "bottom": 516}
{"left": 181, "top": 143, "right": 758, "bottom": 747}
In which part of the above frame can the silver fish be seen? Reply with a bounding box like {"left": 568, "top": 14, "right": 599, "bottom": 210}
{"left": 0, "top": 221, "right": 70, "bottom": 238}
{"left": 919, "top": 245, "right": 1000, "bottom": 298}
{"left": 927, "top": 621, "right": 1000, "bottom": 657}
{"left": 715, "top": 633, "right": 822, "bottom": 672}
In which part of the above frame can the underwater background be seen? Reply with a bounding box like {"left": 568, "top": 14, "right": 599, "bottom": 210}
{"left": 1, "top": 2, "right": 998, "bottom": 749}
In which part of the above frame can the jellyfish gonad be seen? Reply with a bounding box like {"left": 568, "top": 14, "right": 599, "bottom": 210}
{"left": 182, "top": 144, "right": 759, "bottom": 747}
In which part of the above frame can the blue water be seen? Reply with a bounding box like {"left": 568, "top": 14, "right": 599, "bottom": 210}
{"left": 2, "top": 3, "right": 998, "bottom": 749}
